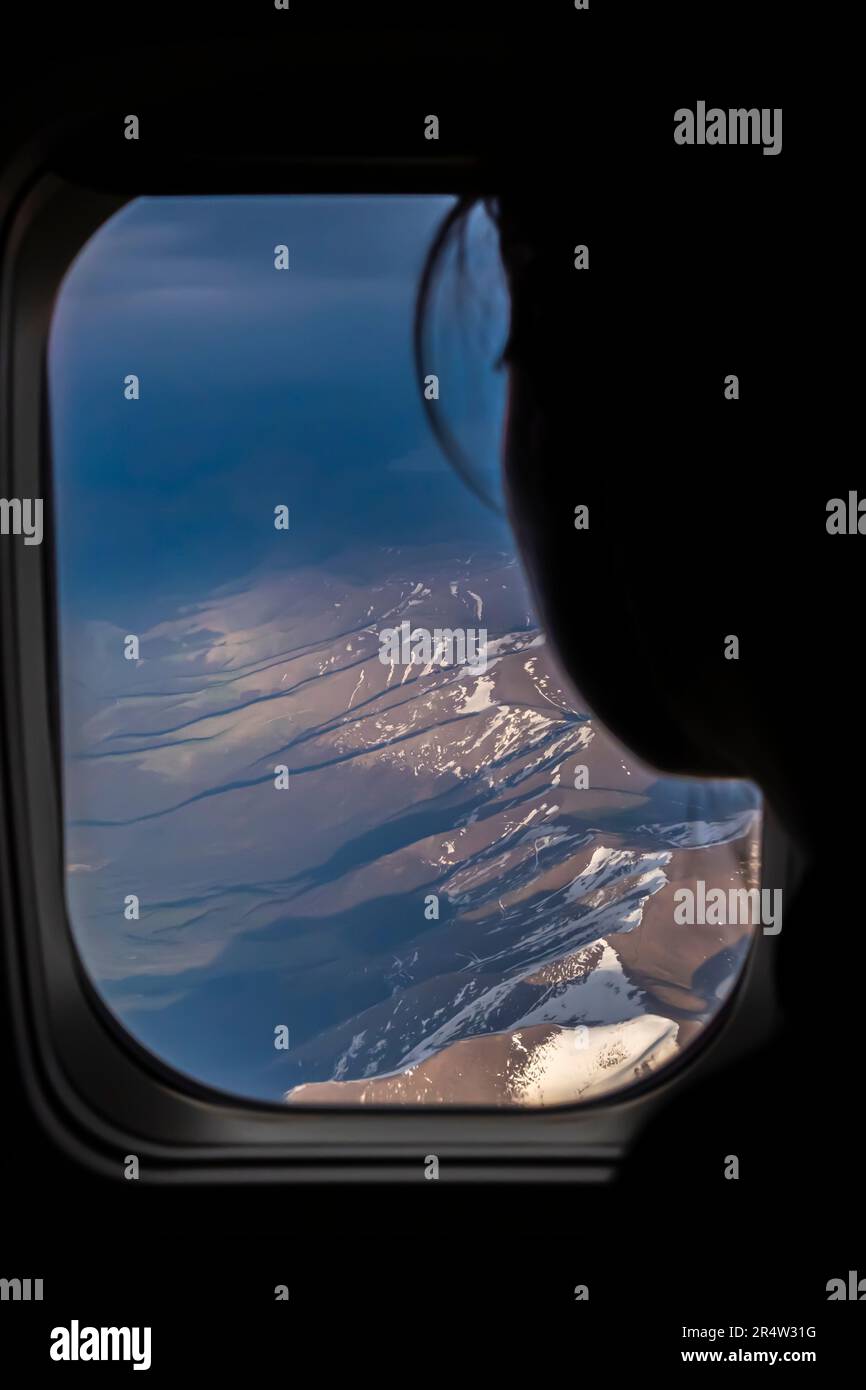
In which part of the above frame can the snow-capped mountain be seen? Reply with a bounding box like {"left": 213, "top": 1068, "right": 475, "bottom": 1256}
{"left": 61, "top": 545, "right": 761, "bottom": 1105}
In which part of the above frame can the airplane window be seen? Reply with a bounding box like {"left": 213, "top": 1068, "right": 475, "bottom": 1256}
{"left": 48, "top": 194, "right": 762, "bottom": 1106}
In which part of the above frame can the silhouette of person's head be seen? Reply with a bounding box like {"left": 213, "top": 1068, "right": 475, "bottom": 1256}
{"left": 418, "top": 190, "right": 847, "bottom": 868}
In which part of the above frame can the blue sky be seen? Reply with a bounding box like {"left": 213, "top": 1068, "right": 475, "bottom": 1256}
{"left": 49, "top": 195, "right": 510, "bottom": 627}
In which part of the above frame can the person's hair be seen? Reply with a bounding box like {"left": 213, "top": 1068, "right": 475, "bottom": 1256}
{"left": 413, "top": 192, "right": 507, "bottom": 512}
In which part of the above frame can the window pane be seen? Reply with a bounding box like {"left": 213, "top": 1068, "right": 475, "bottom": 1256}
{"left": 49, "top": 195, "right": 761, "bottom": 1106}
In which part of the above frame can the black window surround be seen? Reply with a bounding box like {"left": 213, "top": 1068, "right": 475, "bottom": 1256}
{"left": 0, "top": 126, "right": 792, "bottom": 1184}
